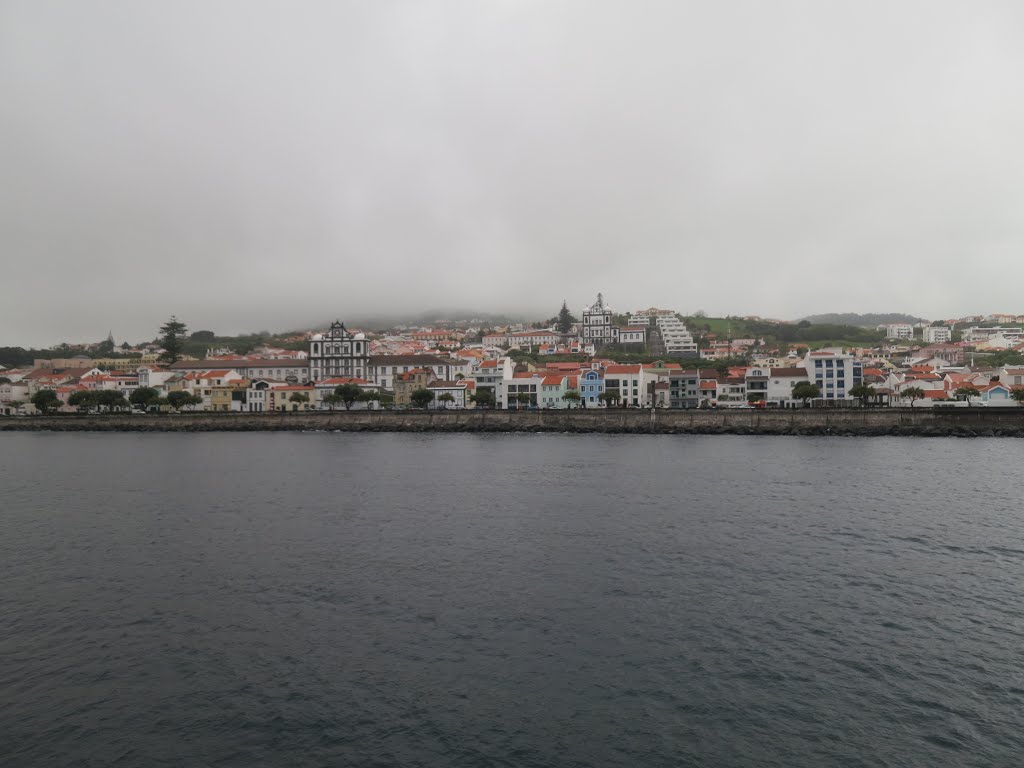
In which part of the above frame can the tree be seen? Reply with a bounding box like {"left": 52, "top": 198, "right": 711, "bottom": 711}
{"left": 358, "top": 390, "right": 382, "bottom": 408}
{"left": 97, "top": 390, "right": 128, "bottom": 412}
{"left": 130, "top": 386, "right": 160, "bottom": 410}
{"left": 68, "top": 390, "right": 97, "bottom": 412}
{"left": 901, "top": 386, "right": 925, "bottom": 407}
{"left": 157, "top": 316, "right": 188, "bottom": 365}
{"left": 96, "top": 332, "right": 115, "bottom": 357}
{"left": 334, "top": 383, "right": 363, "bottom": 410}
{"left": 0, "top": 376, "right": 11, "bottom": 384}
{"left": 515, "top": 392, "right": 532, "bottom": 409}
{"left": 562, "top": 390, "right": 581, "bottom": 408}
{"left": 437, "top": 392, "right": 455, "bottom": 409}
{"left": 1012, "top": 388, "right": 1024, "bottom": 406}
{"left": 31, "top": 389, "right": 60, "bottom": 413}
{"left": 954, "top": 385, "right": 980, "bottom": 405}
{"left": 410, "top": 388, "right": 434, "bottom": 409}
{"left": 190, "top": 330, "right": 216, "bottom": 341}
{"left": 791, "top": 381, "right": 820, "bottom": 406}
{"left": 849, "top": 383, "right": 876, "bottom": 407}
{"left": 166, "top": 390, "right": 193, "bottom": 411}
{"left": 288, "top": 392, "right": 309, "bottom": 410}
{"left": 598, "top": 390, "right": 621, "bottom": 407}
{"left": 556, "top": 301, "right": 577, "bottom": 334}
{"left": 469, "top": 389, "right": 495, "bottom": 409}
{"left": 322, "top": 393, "right": 342, "bottom": 411}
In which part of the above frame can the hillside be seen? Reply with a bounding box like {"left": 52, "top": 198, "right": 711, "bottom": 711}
{"left": 799, "top": 312, "right": 923, "bottom": 327}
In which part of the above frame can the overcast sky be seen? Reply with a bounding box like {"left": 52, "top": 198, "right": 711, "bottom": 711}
{"left": 3, "top": 1, "right": 1023, "bottom": 347}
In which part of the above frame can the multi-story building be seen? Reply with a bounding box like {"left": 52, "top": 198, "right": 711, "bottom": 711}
{"left": 577, "top": 369, "right": 606, "bottom": 407}
{"left": 803, "top": 351, "right": 864, "bottom": 400}
{"left": 368, "top": 355, "right": 462, "bottom": 391}
{"left": 883, "top": 324, "right": 915, "bottom": 340}
{"left": 393, "top": 369, "right": 433, "bottom": 406}
{"left": 309, "top": 321, "right": 370, "bottom": 382}
{"left": 920, "top": 344, "right": 964, "bottom": 365}
{"left": 656, "top": 316, "right": 699, "bottom": 356}
{"left": 171, "top": 358, "right": 310, "bottom": 384}
{"left": 961, "top": 326, "right": 1024, "bottom": 344}
{"left": 628, "top": 307, "right": 676, "bottom": 325}
{"left": 603, "top": 364, "right": 643, "bottom": 407}
{"left": 471, "top": 357, "right": 514, "bottom": 407}
{"left": 922, "top": 326, "right": 952, "bottom": 344}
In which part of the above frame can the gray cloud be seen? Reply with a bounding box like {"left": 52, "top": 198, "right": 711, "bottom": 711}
{"left": 2, "top": 1, "right": 1023, "bottom": 346}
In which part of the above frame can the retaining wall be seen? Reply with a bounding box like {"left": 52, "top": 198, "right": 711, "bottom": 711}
{"left": 3, "top": 408, "right": 1024, "bottom": 436}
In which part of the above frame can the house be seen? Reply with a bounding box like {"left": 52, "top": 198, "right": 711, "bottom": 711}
{"left": 268, "top": 384, "right": 315, "bottom": 412}
{"left": 978, "top": 382, "right": 1016, "bottom": 406}
{"left": 426, "top": 380, "right": 472, "bottom": 409}
{"left": 577, "top": 369, "right": 605, "bottom": 407}
{"left": 502, "top": 371, "right": 545, "bottom": 409}
{"left": 538, "top": 374, "right": 571, "bottom": 408}
{"left": 393, "top": 368, "right": 434, "bottom": 406}
{"left": 999, "top": 368, "right": 1024, "bottom": 388}
{"left": 603, "top": 364, "right": 643, "bottom": 406}
{"left": 617, "top": 326, "right": 648, "bottom": 345}
{"left": 767, "top": 368, "right": 813, "bottom": 406}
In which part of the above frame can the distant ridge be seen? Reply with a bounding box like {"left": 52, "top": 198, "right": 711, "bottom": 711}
{"left": 799, "top": 312, "right": 923, "bottom": 327}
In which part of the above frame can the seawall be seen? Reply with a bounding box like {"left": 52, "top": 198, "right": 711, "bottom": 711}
{"left": 3, "top": 409, "right": 1024, "bottom": 436}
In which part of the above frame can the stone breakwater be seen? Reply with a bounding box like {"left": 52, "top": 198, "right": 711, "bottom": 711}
{"left": 4, "top": 409, "right": 1024, "bottom": 436}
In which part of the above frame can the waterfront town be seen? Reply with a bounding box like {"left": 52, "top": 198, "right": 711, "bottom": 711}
{"left": 3, "top": 295, "right": 1024, "bottom": 417}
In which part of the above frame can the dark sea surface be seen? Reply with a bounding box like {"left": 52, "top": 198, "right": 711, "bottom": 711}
{"left": 2, "top": 433, "right": 1024, "bottom": 767}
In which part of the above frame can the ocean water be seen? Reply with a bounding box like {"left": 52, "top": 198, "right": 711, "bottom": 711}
{"left": 2, "top": 432, "right": 1024, "bottom": 767}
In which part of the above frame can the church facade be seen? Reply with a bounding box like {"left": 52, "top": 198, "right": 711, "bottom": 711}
{"left": 309, "top": 321, "right": 370, "bottom": 382}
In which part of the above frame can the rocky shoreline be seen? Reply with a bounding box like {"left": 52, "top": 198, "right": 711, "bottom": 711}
{"left": 3, "top": 409, "right": 1024, "bottom": 437}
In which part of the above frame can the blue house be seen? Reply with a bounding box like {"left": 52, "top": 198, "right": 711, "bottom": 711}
{"left": 579, "top": 369, "right": 606, "bottom": 407}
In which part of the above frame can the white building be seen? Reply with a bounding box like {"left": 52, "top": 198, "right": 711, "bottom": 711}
{"left": 309, "top": 321, "right": 370, "bottom": 382}
{"left": 922, "top": 326, "right": 952, "bottom": 344}
{"left": 802, "top": 351, "right": 864, "bottom": 400}
{"left": 618, "top": 327, "right": 648, "bottom": 345}
{"left": 507, "top": 330, "right": 561, "bottom": 347}
{"left": 883, "top": 324, "right": 915, "bottom": 340}
{"left": 656, "top": 316, "right": 699, "bottom": 356}
{"left": 368, "top": 355, "right": 463, "bottom": 391}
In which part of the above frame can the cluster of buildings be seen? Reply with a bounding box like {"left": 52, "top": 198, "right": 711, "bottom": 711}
{"left": 3, "top": 299, "right": 1024, "bottom": 416}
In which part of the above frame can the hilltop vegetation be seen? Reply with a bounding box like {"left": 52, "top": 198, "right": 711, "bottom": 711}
{"left": 797, "top": 312, "right": 923, "bottom": 327}
{"left": 682, "top": 316, "right": 886, "bottom": 347}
